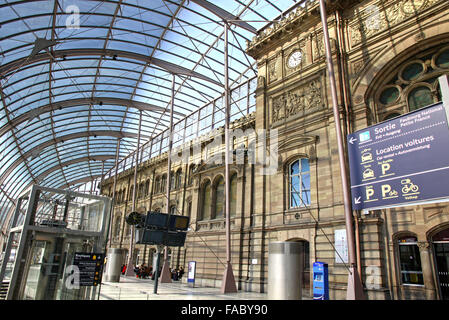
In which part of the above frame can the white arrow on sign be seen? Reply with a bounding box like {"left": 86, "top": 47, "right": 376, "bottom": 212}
{"left": 349, "top": 137, "right": 357, "bottom": 144}
{"left": 354, "top": 197, "right": 361, "bottom": 204}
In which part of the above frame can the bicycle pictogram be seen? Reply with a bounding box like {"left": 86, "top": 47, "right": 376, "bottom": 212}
{"left": 401, "top": 178, "right": 419, "bottom": 194}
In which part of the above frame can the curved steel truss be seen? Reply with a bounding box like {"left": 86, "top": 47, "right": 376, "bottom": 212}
{"left": 0, "top": 0, "right": 303, "bottom": 232}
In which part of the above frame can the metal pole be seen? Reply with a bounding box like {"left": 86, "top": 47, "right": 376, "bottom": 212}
{"left": 125, "top": 111, "right": 142, "bottom": 276}
{"left": 108, "top": 138, "right": 121, "bottom": 249}
{"left": 153, "top": 245, "right": 163, "bottom": 294}
{"left": 221, "top": 21, "right": 237, "bottom": 293}
{"left": 318, "top": 0, "right": 364, "bottom": 300}
{"left": 160, "top": 73, "right": 176, "bottom": 283}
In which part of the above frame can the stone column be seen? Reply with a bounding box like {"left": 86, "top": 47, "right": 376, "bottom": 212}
{"left": 418, "top": 241, "right": 437, "bottom": 300}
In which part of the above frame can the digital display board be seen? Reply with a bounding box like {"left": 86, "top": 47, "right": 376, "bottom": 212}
{"left": 348, "top": 103, "right": 449, "bottom": 210}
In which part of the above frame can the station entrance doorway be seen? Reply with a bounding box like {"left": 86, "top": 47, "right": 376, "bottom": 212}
{"left": 432, "top": 228, "right": 449, "bottom": 300}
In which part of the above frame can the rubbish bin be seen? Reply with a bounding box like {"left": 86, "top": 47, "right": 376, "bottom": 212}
{"left": 268, "top": 241, "right": 303, "bottom": 300}
{"left": 103, "top": 248, "right": 124, "bottom": 282}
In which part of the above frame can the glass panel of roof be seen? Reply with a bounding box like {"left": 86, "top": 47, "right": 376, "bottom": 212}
{"left": 57, "top": 38, "right": 106, "bottom": 50}
{"left": 106, "top": 40, "right": 153, "bottom": 56}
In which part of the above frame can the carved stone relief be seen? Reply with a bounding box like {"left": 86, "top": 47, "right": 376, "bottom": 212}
{"left": 313, "top": 33, "right": 325, "bottom": 61}
{"left": 271, "top": 78, "right": 324, "bottom": 124}
{"left": 349, "top": 0, "right": 442, "bottom": 47}
{"left": 268, "top": 57, "right": 279, "bottom": 83}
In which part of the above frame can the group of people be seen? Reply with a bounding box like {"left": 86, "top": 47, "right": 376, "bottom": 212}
{"left": 120, "top": 263, "right": 184, "bottom": 281}
{"left": 134, "top": 264, "right": 152, "bottom": 279}
{"left": 171, "top": 266, "right": 185, "bottom": 281}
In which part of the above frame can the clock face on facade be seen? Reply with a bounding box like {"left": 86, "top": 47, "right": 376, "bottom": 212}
{"left": 287, "top": 50, "right": 303, "bottom": 68}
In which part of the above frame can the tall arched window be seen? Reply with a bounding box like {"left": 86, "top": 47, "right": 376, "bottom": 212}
{"left": 170, "top": 171, "right": 176, "bottom": 190}
{"left": 201, "top": 181, "right": 212, "bottom": 220}
{"left": 289, "top": 158, "right": 311, "bottom": 208}
{"left": 154, "top": 177, "right": 160, "bottom": 194}
{"left": 161, "top": 174, "right": 167, "bottom": 193}
{"left": 114, "top": 216, "right": 121, "bottom": 237}
{"left": 213, "top": 176, "right": 225, "bottom": 219}
{"left": 145, "top": 180, "right": 150, "bottom": 196}
{"left": 176, "top": 169, "right": 183, "bottom": 189}
{"left": 230, "top": 174, "right": 237, "bottom": 217}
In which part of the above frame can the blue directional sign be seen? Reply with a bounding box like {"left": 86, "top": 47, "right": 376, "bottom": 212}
{"left": 348, "top": 102, "right": 449, "bottom": 210}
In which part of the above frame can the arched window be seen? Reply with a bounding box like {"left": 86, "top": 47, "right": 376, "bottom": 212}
{"left": 176, "top": 169, "right": 183, "bottom": 189}
{"left": 230, "top": 174, "right": 237, "bottom": 217}
{"left": 213, "top": 176, "right": 225, "bottom": 219}
{"left": 114, "top": 216, "right": 121, "bottom": 237}
{"left": 397, "top": 235, "right": 424, "bottom": 285}
{"left": 170, "top": 171, "right": 176, "bottom": 191}
{"left": 145, "top": 180, "right": 150, "bottom": 196}
{"left": 154, "top": 177, "right": 160, "bottom": 194}
{"left": 289, "top": 158, "right": 311, "bottom": 208}
{"left": 139, "top": 183, "right": 145, "bottom": 198}
{"left": 201, "top": 181, "right": 212, "bottom": 220}
{"left": 188, "top": 165, "right": 195, "bottom": 186}
{"left": 170, "top": 205, "right": 177, "bottom": 215}
{"left": 161, "top": 175, "right": 167, "bottom": 193}
{"left": 129, "top": 185, "right": 134, "bottom": 201}
{"left": 186, "top": 201, "right": 192, "bottom": 218}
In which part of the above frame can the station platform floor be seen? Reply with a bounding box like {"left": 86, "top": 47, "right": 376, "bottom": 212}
{"left": 99, "top": 276, "right": 271, "bottom": 300}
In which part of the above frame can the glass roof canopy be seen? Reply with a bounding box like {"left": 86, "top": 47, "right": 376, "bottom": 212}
{"left": 0, "top": 0, "right": 305, "bottom": 231}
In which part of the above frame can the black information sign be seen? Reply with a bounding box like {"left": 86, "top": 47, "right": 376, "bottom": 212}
{"left": 73, "top": 252, "right": 104, "bottom": 286}
{"left": 348, "top": 103, "right": 449, "bottom": 210}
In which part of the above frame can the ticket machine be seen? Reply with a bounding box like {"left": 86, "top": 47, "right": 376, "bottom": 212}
{"left": 313, "top": 262, "right": 329, "bottom": 300}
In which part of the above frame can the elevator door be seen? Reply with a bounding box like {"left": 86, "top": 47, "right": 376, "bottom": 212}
{"left": 434, "top": 242, "right": 449, "bottom": 300}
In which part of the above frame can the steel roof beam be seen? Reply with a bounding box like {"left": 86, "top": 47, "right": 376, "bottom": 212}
{"left": 0, "top": 97, "right": 183, "bottom": 136}
{"left": 0, "top": 130, "right": 143, "bottom": 186}
{"left": 35, "top": 155, "right": 115, "bottom": 182}
{"left": 189, "top": 0, "right": 257, "bottom": 33}
{"left": 0, "top": 49, "right": 223, "bottom": 87}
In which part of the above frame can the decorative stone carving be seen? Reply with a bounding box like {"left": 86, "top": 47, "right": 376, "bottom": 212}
{"left": 313, "top": 33, "right": 325, "bottom": 61}
{"left": 257, "top": 76, "right": 265, "bottom": 89}
{"left": 271, "top": 79, "right": 324, "bottom": 123}
{"left": 349, "top": 0, "right": 442, "bottom": 47}
{"left": 268, "top": 58, "right": 278, "bottom": 83}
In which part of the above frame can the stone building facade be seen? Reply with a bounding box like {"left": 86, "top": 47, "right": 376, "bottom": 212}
{"left": 101, "top": 0, "right": 449, "bottom": 299}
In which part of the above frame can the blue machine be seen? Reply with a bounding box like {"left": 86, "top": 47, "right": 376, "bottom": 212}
{"left": 313, "top": 262, "right": 329, "bottom": 300}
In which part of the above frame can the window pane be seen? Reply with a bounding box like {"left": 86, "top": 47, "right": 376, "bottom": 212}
{"left": 291, "top": 192, "right": 301, "bottom": 207}
{"left": 380, "top": 87, "right": 400, "bottom": 105}
{"left": 290, "top": 160, "right": 299, "bottom": 175}
{"left": 436, "top": 50, "right": 449, "bottom": 69}
{"left": 408, "top": 86, "right": 433, "bottom": 111}
{"left": 302, "top": 191, "right": 311, "bottom": 206}
{"left": 302, "top": 173, "right": 310, "bottom": 191}
{"left": 291, "top": 176, "right": 300, "bottom": 193}
{"left": 402, "top": 63, "right": 424, "bottom": 81}
{"left": 399, "top": 243, "right": 424, "bottom": 285}
{"left": 301, "top": 158, "right": 310, "bottom": 173}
